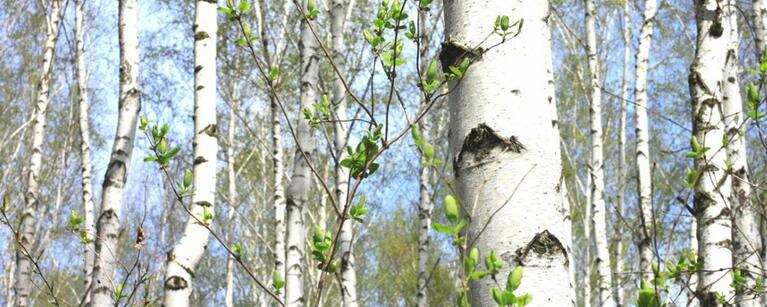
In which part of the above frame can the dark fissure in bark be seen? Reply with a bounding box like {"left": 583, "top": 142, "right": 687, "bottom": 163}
{"left": 454, "top": 124, "right": 525, "bottom": 171}
{"left": 439, "top": 41, "right": 482, "bottom": 73}
{"left": 513, "top": 230, "right": 568, "bottom": 266}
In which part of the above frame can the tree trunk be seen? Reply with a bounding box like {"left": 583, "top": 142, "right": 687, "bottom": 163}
{"left": 224, "top": 93, "right": 238, "bottom": 307}
{"left": 690, "top": 1, "right": 734, "bottom": 304}
{"left": 723, "top": 3, "right": 761, "bottom": 307}
{"left": 444, "top": 1, "right": 573, "bottom": 305}
{"left": 286, "top": 1, "right": 320, "bottom": 304}
{"left": 162, "top": 0, "right": 218, "bottom": 305}
{"left": 754, "top": 0, "right": 767, "bottom": 59}
{"left": 614, "top": 2, "right": 630, "bottom": 306}
{"left": 90, "top": 0, "right": 141, "bottom": 305}
{"left": 584, "top": 1, "right": 613, "bottom": 306}
{"left": 330, "top": 0, "right": 359, "bottom": 306}
{"left": 14, "top": 0, "right": 61, "bottom": 305}
{"left": 75, "top": 0, "right": 96, "bottom": 304}
{"left": 634, "top": 0, "right": 657, "bottom": 282}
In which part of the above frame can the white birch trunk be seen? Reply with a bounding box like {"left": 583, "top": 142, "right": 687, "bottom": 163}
{"left": 90, "top": 0, "right": 141, "bottom": 305}
{"left": 690, "top": 1, "right": 734, "bottom": 304}
{"left": 633, "top": 0, "right": 657, "bottom": 282}
{"left": 162, "top": 0, "right": 218, "bottom": 305}
{"left": 722, "top": 3, "right": 761, "bottom": 307}
{"left": 444, "top": 1, "right": 573, "bottom": 305}
{"left": 75, "top": 0, "right": 96, "bottom": 303}
{"left": 614, "top": 2, "right": 629, "bottom": 306}
{"left": 416, "top": 7, "right": 434, "bottom": 307}
{"left": 225, "top": 96, "right": 238, "bottom": 307}
{"left": 286, "top": 1, "right": 320, "bottom": 304}
{"left": 584, "top": 1, "right": 613, "bottom": 305}
{"left": 330, "top": 0, "right": 358, "bottom": 305}
{"left": 14, "top": 0, "right": 61, "bottom": 305}
{"left": 754, "top": 0, "right": 767, "bottom": 59}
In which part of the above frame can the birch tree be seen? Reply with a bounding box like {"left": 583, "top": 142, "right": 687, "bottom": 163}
{"left": 614, "top": 1, "right": 630, "bottom": 305}
{"left": 444, "top": 0, "right": 573, "bottom": 305}
{"left": 75, "top": 0, "right": 96, "bottom": 303}
{"left": 14, "top": 0, "right": 61, "bottom": 305}
{"left": 754, "top": 0, "right": 767, "bottom": 59}
{"left": 330, "top": 0, "right": 359, "bottom": 305}
{"left": 584, "top": 1, "right": 613, "bottom": 306}
{"left": 90, "top": 0, "right": 141, "bottom": 305}
{"left": 162, "top": 0, "right": 218, "bottom": 305}
{"left": 689, "top": 0, "right": 734, "bottom": 304}
{"left": 633, "top": 0, "right": 657, "bottom": 281}
{"left": 286, "top": 1, "right": 320, "bottom": 304}
{"left": 723, "top": 3, "right": 760, "bottom": 306}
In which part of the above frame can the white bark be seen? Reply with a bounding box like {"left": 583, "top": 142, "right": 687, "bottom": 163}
{"left": 754, "top": 0, "right": 767, "bottom": 59}
{"left": 14, "top": 0, "right": 61, "bottom": 305}
{"left": 690, "top": 1, "right": 734, "bottom": 304}
{"left": 633, "top": 0, "right": 657, "bottom": 282}
{"left": 75, "top": 0, "right": 96, "bottom": 303}
{"left": 90, "top": 0, "right": 141, "bottom": 305}
{"left": 224, "top": 95, "right": 238, "bottom": 307}
{"left": 286, "top": 1, "right": 320, "bottom": 304}
{"left": 330, "top": 0, "right": 358, "bottom": 305}
{"left": 614, "top": 2, "right": 629, "bottom": 306}
{"left": 722, "top": 3, "right": 761, "bottom": 307}
{"left": 162, "top": 0, "right": 218, "bottom": 305}
{"left": 444, "top": 1, "right": 573, "bottom": 305}
{"left": 584, "top": 1, "right": 613, "bottom": 306}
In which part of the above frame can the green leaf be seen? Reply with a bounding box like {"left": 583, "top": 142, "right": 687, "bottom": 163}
{"left": 183, "top": 169, "right": 193, "bottom": 187}
{"left": 517, "top": 293, "right": 532, "bottom": 306}
{"left": 273, "top": 271, "right": 285, "bottom": 290}
{"left": 432, "top": 222, "right": 453, "bottom": 234}
{"left": 507, "top": 266, "right": 523, "bottom": 291}
{"left": 444, "top": 194, "right": 459, "bottom": 224}
{"left": 218, "top": 7, "right": 233, "bottom": 16}
{"left": 237, "top": 0, "right": 251, "bottom": 13}
{"left": 268, "top": 67, "right": 279, "bottom": 81}
{"left": 144, "top": 156, "right": 158, "bottom": 163}
{"left": 491, "top": 288, "right": 504, "bottom": 305}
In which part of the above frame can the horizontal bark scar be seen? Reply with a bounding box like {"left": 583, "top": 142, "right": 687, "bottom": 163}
{"left": 165, "top": 276, "right": 188, "bottom": 290}
{"left": 454, "top": 124, "right": 525, "bottom": 171}
{"left": 439, "top": 41, "right": 482, "bottom": 74}
{"left": 513, "top": 230, "right": 568, "bottom": 266}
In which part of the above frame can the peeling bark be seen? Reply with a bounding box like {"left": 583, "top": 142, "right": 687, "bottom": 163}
{"left": 162, "top": 0, "right": 218, "bottom": 305}
{"left": 690, "top": 1, "right": 734, "bottom": 304}
{"left": 444, "top": 1, "right": 573, "bottom": 305}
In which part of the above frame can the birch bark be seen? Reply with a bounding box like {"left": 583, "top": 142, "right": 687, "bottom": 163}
{"left": 75, "top": 0, "right": 96, "bottom": 303}
{"left": 722, "top": 3, "right": 761, "bottom": 306}
{"left": 90, "top": 0, "right": 142, "bottom": 305}
{"left": 286, "top": 1, "right": 320, "bottom": 304}
{"left": 614, "top": 2, "right": 630, "bottom": 306}
{"left": 444, "top": 1, "right": 573, "bottom": 305}
{"left": 14, "top": 1, "right": 61, "bottom": 305}
{"left": 162, "top": 0, "right": 218, "bottom": 305}
{"left": 690, "top": 1, "right": 734, "bottom": 304}
{"left": 633, "top": 0, "right": 657, "bottom": 282}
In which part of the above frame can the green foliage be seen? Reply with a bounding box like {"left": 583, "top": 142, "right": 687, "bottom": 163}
{"left": 340, "top": 125, "right": 383, "bottom": 179}
{"left": 272, "top": 271, "right": 285, "bottom": 294}
{"left": 490, "top": 266, "right": 532, "bottom": 307}
{"left": 202, "top": 207, "right": 214, "bottom": 225}
{"left": 0, "top": 194, "right": 7, "bottom": 214}
{"left": 432, "top": 195, "right": 467, "bottom": 245}
{"left": 493, "top": 16, "right": 523, "bottom": 40}
{"left": 485, "top": 250, "right": 502, "bottom": 276}
{"left": 311, "top": 226, "right": 338, "bottom": 273}
{"left": 218, "top": 1, "right": 259, "bottom": 45}
{"left": 306, "top": 0, "right": 320, "bottom": 19}
{"left": 685, "top": 136, "right": 709, "bottom": 159}
{"left": 140, "top": 117, "right": 181, "bottom": 168}
{"left": 303, "top": 95, "right": 332, "bottom": 129}
{"left": 349, "top": 195, "right": 368, "bottom": 223}
{"left": 66, "top": 210, "right": 84, "bottom": 232}
{"left": 232, "top": 242, "right": 243, "bottom": 259}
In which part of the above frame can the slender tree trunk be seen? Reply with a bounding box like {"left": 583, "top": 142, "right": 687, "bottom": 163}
{"left": 444, "top": 1, "right": 573, "bottom": 305}
{"left": 722, "top": 3, "right": 761, "bottom": 307}
{"left": 633, "top": 0, "right": 657, "bottom": 282}
{"left": 162, "top": 0, "right": 218, "bottom": 305}
{"left": 689, "top": 218, "right": 700, "bottom": 307}
{"left": 584, "top": 1, "right": 613, "bottom": 306}
{"left": 253, "top": 0, "right": 289, "bottom": 299}
{"left": 614, "top": 2, "right": 630, "bottom": 306}
{"left": 330, "top": 1, "right": 358, "bottom": 305}
{"left": 754, "top": 0, "right": 767, "bottom": 59}
{"left": 416, "top": 7, "right": 434, "bottom": 307}
{"left": 286, "top": 1, "right": 320, "bottom": 304}
{"left": 14, "top": 0, "right": 61, "bottom": 305}
{"left": 75, "top": 0, "right": 96, "bottom": 303}
{"left": 690, "top": 1, "right": 734, "bottom": 304}
{"left": 90, "top": 0, "right": 141, "bottom": 305}
{"left": 224, "top": 94, "right": 238, "bottom": 307}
